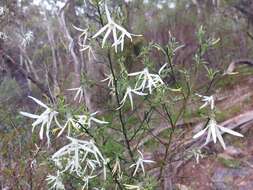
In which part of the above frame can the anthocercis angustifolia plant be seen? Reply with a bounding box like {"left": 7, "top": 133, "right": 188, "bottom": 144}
{"left": 19, "top": 1, "right": 244, "bottom": 189}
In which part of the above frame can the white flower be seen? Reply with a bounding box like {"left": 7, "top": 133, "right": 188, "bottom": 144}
{"left": 20, "top": 96, "right": 58, "bottom": 145}
{"left": 128, "top": 68, "right": 164, "bottom": 94}
{"left": 0, "top": 6, "right": 7, "bottom": 17}
{"left": 67, "top": 86, "right": 85, "bottom": 103}
{"left": 73, "top": 25, "right": 96, "bottom": 60}
{"left": 75, "top": 111, "right": 109, "bottom": 129}
{"left": 0, "top": 32, "right": 7, "bottom": 40}
{"left": 190, "top": 148, "right": 204, "bottom": 164}
{"left": 46, "top": 170, "right": 65, "bottom": 190}
{"left": 57, "top": 113, "right": 106, "bottom": 137}
{"left": 73, "top": 25, "right": 88, "bottom": 46}
{"left": 21, "top": 31, "right": 34, "bottom": 47}
{"left": 87, "top": 111, "right": 109, "bottom": 128}
{"left": 129, "top": 150, "right": 155, "bottom": 176}
{"left": 101, "top": 73, "right": 114, "bottom": 88}
{"left": 57, "top": 114, "right": 79, "bottom": 137}
{"left": 92, "top": 4, "right": 141, "bottom": 53}
{"left": 0, "top": 7, "right": 4, "bottom": 16}
{"left": 52, "top": 137, "right": 105, "bottom": 176}
{"left": 124, "top": 184, "right": 141, "bottom": 190}
{"left": 74, "top": 114, "right": 88, "bottom": 127}
{"left": 196, "top": 93, "right": 215, "bottom": 110}
{"left": 119, "top": 87, "right": 147, "bottom": 110}
{"left": 193, "top": 118, "right": 244, "bottom": 149}
{"left": 81, "top": 44, "right": 96, "bottom": 60}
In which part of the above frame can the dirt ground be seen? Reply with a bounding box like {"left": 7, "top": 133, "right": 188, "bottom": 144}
{"left": 175, "top": 72, "right": 253, "bottom": 190}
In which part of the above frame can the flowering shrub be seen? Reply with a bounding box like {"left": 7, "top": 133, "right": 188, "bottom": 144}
{"left": 17, "top": 1, "right": 244, "bottom": 189}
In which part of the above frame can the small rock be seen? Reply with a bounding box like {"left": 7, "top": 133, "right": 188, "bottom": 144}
{"left": 175, "top": 184, "right": 189, "bottom": 190}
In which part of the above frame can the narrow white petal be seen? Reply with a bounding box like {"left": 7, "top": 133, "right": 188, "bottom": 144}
{"left": 120, "top": 91, "right": 129, "bottom": 105}
{"left": 91, "top": 117, "right": 109, "bottom": 125}
{"left": 121, "top": 36, "right": 124, "bottom": 51}
{"left": 105, "top": 4, "right": 111, "bottom": 22}
{"left": 78, "top": 91, "right": 83, "bottom": 103}
{"left": 32, "top": 115, "right": 45, "bottom": 126}
{"left": 133, "top": 165, "right": 139, "bottom": 176}
{"left": 219, "top": 126, "right": 244, "bottom": 137}
{"left": 143, "top": 159, "right": 155, "bottom": 163}
{"left": 137, "top": 149, "right": 144, "bottom": 158}
{"left": 28, "top": 96, "right": 48, "bottom": 108}
{"left": 128, "top": 71, "right": 143, "bottom": 76}
{"left": 92, "top": 25, "right": 109, "bottom": 39}
{"left": 216, "top": 128, "right": 226, "bottom": 149}
{"left": 199, "top": 102, "right": 208, "bottom": 109}
{"left": 39, "top": 121, "right": 45, "bottom": 140}
{"left": 20, "top": 111, "right": 40, "bottom": 119}
{"left": 158, "top": 63, "right": 168, "bottom": 75}
{"left": 73, "top": 89, "right": 81, "bottom": 101}
{"left": 90, "top": 111, "right": 99, "bottom": 116}
{"left": 204, "top": 128, "right": 211, "bottom": 145}
{"left": 132, "top": 89, "right": 147, "bottom": 96}
{"left": 129, "top": 163, "right": 136, "bottom": 169}
{"left": 129, "top": 92, "right": 134, "bottom": 110}
{"left": 210, "top": 124, "right": 217, "bottom": 143}
{"left": 72, "top": 25, "right": 86, "bottom": 32}
{"left": 193, "top": 127, "right": 208, "bottom": 139}
{"left": 102, "top": 28, "right": 111, "bottom": 47}
{"left": 101, "top": 77, "right": 110, "bottom": 82}
{"left": 67, "top": 87, "right": 80, "bottom": 91}
{"left": 112, "top": 27, "right": 118, "bottom": 52}
{"left": 57, "top": 122, "right": 67, "bottom": 137}
{"left": 140, "top": 162, "right": 145, "bottom": 175}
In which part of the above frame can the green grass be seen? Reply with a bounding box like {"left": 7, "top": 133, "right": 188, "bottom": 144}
{"left": 217, "top": 157, "right": 241, "bottom": 168}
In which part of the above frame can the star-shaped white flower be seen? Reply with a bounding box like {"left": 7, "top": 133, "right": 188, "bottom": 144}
{"left": 21, "top": 30, "right": 34, "bottom": 47}
{"left": 128, "top": 68, "right": 164, "bottom": 94}
{"left": 189, "top": 148, "right": 204, "bottom": 164}
{"left": 52, "top": 137, "right": 105, "bottom": 176}
{"left": 196, "top": 93, "right": 215, "bottom": 110}
{"left": 92, "top": 4, "right": 141, "bottom": 53}
{"left": 73, "top": 25, "right": 96, "bottom": 60}
{"left": 101, "top": 73, "right": 114, "bottom": 88}
{"left": 119, "top": 87, "right": 147, "bottom": 110}
{"left": 57, "top": 114, "right": 79, "bottom": 137}
{"left": 0, "top": 32, "right": 7, "bottom": 40}
{"left": 73, "top": 25, "right": 88, "bottom": 46}
{"left": 129, "top": 150, "right": 155, "bottom": 176}
{"left": 81, "top": 44, "right": 96, "bottom": 60}
{"left": 87, "top": 111, "right": 109, "bottom": 128}
{"left": 193, "top": 118, "right": 244, "bottom": 149}
{"left": 20, "top": 96, "right": 58, "bottom": 145}
{"left": 67, "top": 86, "right": 85, "bottom": 103}
{"left": 75, "top": 111, "right": 109, "bottom": 129}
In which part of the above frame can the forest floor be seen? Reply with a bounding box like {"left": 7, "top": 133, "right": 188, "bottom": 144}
{"left": 175, "top": 66, "right": 253, "bottom": 190}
